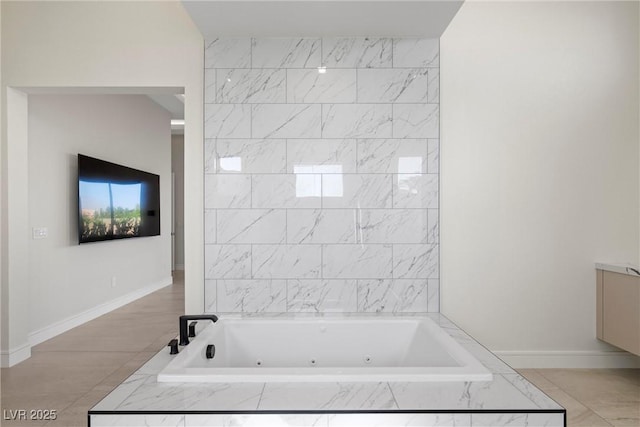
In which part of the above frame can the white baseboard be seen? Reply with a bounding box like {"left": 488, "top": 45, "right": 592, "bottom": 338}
{"left": 495, "top": 350, "right": 640, "bottom": 369}
{"left": 0, "top": 342, "right": 31, "bottom": 367}
{"left": 28, "top": 276, "right": 173, "bottom": 348}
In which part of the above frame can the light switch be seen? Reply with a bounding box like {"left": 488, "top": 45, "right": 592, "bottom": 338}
{"left": 32, "top": 227, "right": 48, "bottom": 239}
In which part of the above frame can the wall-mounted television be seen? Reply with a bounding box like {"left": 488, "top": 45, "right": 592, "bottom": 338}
{"left": 78, "top": 154, "right": 160, "bottom": 244}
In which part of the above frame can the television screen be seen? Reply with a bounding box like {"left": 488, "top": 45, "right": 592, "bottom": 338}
{"left": 78, "top": 154, "right": 160, "bottom": 244}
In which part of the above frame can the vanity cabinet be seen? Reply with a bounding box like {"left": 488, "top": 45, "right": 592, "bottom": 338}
{"left": 596, "top": 266, "right": 640, "bottom": 356}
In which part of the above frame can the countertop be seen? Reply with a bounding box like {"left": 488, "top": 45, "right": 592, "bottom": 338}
{"left": 595, "top": 262, "right": 640, "bottom": 277}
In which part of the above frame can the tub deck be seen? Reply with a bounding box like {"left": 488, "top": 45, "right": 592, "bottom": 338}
{"left": 89, "top": 314, "right": 565, "bottom": 427}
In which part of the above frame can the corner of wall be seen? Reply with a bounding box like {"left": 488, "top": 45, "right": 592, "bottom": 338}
{"left": 1, "top": 88, "right": 30, "bottom": 365}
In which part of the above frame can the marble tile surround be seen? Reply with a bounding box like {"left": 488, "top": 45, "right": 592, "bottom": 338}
{"left": 90, "top": 314, "right": 565, "bottom": 427}
{"left": 204, "top": 38, "right": 440, "bottom": 314}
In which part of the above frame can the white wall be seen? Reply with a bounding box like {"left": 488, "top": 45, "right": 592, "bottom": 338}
{"left": 28, "top": 95, "right": 171, "bottom": 334}
{"left": 441, "top": 1, "right": 639, "bottom": 367}
{"left": 1, "top": 1, "right": 203, "bottom": 365}
{"left": 172, "top": 134, "right": 185, "bottom": 270}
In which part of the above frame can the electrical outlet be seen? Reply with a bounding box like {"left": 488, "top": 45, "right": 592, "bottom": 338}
{"left": 32, "top": 227, "right": 48, "bottom": 239}
{"left": 111, "top": 277, "right": 117, "bottom": 288}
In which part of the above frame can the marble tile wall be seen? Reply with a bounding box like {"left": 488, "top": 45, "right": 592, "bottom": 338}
{"left": 204, "top": 38, "right": 439, "bottom": 314}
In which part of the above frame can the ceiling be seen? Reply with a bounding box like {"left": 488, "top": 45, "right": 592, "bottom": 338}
{"left": 181, "top": 0, "right": 464, "bottom": 38}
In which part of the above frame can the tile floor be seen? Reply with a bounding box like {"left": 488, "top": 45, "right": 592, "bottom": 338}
{"left": 1, "top": 271, "right": 638, "bottom": 426}
{"left": 1, "top": 271, "right": 185, "bottom": 427}
{"left": 516, "top": 368, "right": 639, "bottom": 427}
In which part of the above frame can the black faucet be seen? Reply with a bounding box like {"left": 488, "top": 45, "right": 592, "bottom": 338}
{"left": 179, "top": 314, "right": 218, "bottom": 346}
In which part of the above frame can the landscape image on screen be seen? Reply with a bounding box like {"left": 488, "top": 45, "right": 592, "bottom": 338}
{"left": 79, "top": 180, "right": 142, "bottom": 241}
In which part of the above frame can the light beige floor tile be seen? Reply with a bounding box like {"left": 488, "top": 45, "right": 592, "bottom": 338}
{"left": 585, "top": 394, "right": 640, "bottom": 421}
{"left": 599, "top": 369, "right": 640, "bottom": 387}
{"left": 1, "top": 392, "right": 86, "bottom": 427}
{"left": 537, "top": 368, "right": 640, "bottom": 426}
{"left": 607, "top": 417, "right": 640, "bottom": 426}
{"left": 538, "top": 369, "right": 640, "bottom": 396}
{"left": 567, "top": 387, "right": 640, "bottom": 405}
{"left": 44, "top": 389, "right": 108, "bottom": 427}
{"left": 2, "top": 351, "right": 136, "bottom": 395}
{"left": 33, "top": 314, "right": 182, "bottom": 353}
{"left": 542, "top": 387, "right": 612, "bottom": 426}
{"left": 517, "top": 369, "right": 561, "bottom": 391}
{"left": 0, "top": 416, "right": 51, "bottom": 427}
{"left": 44, "top": 413, "right": 87, "bottom": 427}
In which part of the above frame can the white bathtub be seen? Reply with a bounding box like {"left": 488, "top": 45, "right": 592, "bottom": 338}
{"left": 157, "top": 317, "right": 493, "bottom": 383}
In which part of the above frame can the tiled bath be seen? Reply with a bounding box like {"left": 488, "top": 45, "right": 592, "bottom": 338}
{"left": 89, "top": 314, "right": 566, "bottom": 426}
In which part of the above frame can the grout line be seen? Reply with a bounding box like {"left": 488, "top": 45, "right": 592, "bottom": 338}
{"left": 320, "top": 243, "right": 324, "bottom": 280}
{"left": 285, "top": 138, "right": 289, "bottom": 173}
{"left": 391, "top": 244, "right": 394, "bottom": 279}
{"left": 355, "top": 138, "right": 359, "bottom": 174}
{"left": 355, "top": 68, "right": 359, "bottom": 104}
{"left": 250, "top": 174, "right": 253, "bottom": 208}
{"left": 214, "top": 279, "right": 218, "bottom": 313}
{"left": 213, "top": 68, "right": 217, "bottom": 103}
{"left": 320, "top": 103, "right": 324, "bottom": 138}
{"left": 391, "top": 38, "right": 394, "bottom": 69}
{"left": 390, "top": 174, "right": 394, "bottom": 209}
{"left": 391, "top": 103, "right": 395, "bottom": 138}
{"left": 250, "top": 103, "right": 253, "bottom": 139}
{"left": 214, "top": 209, "right": 218, "bottom": 244}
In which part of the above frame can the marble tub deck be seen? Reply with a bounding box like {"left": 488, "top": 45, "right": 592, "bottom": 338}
{"left": 89, "top": 314, "right": 565, "bottom": 427}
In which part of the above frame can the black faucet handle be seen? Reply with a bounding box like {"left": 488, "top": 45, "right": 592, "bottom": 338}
{"left": 188, "top": 321, "right": 198, "bottom": 338}
{"left": 168, "top": 339, "right": 179, "bottom": 355}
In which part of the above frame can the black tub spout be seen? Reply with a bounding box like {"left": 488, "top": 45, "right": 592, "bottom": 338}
{"left": 179, "top": 314, "right": 218, "bottom": 346}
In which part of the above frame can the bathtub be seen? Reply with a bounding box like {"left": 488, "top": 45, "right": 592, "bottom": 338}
{"left": 157, "top": 316, "right": 493, "bottom": 383}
